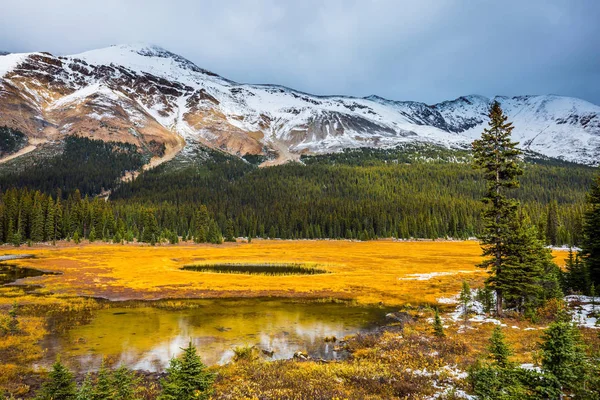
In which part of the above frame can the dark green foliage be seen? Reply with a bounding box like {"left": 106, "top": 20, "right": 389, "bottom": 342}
{"left": 0, "top": 188, "right": 223, "bottom": 245}
{"left": 469, "top": 363, "right": 561, "bottom": 400}
{"left": 159, "top": 341, "right": 215, "bottom": 400}
{"left": 546, "top": 200, "right": 559, "bottom": 246}
{"left": 476, "top": 284, "right": 494, "bottom": 314}
{"left": 470, "top": 326, "right": 562, "bottom": 399}
{"left": 207, "top": 219, "right": 222, "bottom": 244}
{"left": 111, "top": 366, "right": 141, "bottom": 400}
{"left": 110, "top": 145, "right": 593, "bottom": 244}
{"left": 563, "top": 248, "right": 590, "bottom": 294}
{"left": 36, "top": 359, "right": 77, "bottom": 400}
{"left": 582, "top": 174, "right": 600, "bottom": 286}
{"left": 76, "top": 374, "right": 93, "bottom": 400}
{"left": 459, "top": 281, "right": 471, "bottom": 322}
{"left": 432, "top": 308, "right": 445, "bottom": 337}
{"left": 500, "top": 212, "right": 559, "bottom": 312}
{"left": 182, "top": 263, "right": 328, "bottom": 275}
{"left": 92, "top": 361, "right": 112, "bottom": 400}
{"left": 0, "top": 136, "right": 144, "bottom": 196}
{"left": 0, "top": 132, "right": 593, "bottom": 245}
{"left": 488, "top": 326, "right": 513, "bottom": 368}
{"left": 225, "top": 218, "right": 235, "bottom": 242}
{"left": 472, "top": 101, "right": 523, "bottom": 315}
{"left": 0, "top": 127, "right": 26, "bottom": 156}
{"left": 540, "top": 321, "right": 587, "bottom": 391}
{"left": 7, "top": 302, "right": 19, "bottom": 334}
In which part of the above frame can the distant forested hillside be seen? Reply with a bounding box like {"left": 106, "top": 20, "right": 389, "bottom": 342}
{"left": 0, "top": 136, "right": 595, "bottom": 245}
{"left": 111, "top": 146, "right": 595, "bottom": 245}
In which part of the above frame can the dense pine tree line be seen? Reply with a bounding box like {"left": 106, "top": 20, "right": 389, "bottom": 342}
{"left": 0, "top": 132, "right": 595, "bottom": 244}
{"left": 0, "top": 188, "right": 223, "bottom": 245}
{"left": 111, "top": 148, "right": 593, "bottom": 244}
{"left": 0, "top": 136, "right": 145, "bottom": 196}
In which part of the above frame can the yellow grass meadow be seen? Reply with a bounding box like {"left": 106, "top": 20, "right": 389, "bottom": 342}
{"left": 2, "top": 240, "right": 569, "bottom": 306}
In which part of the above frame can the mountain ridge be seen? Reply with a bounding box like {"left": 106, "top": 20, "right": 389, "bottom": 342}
{"left": 1, "top": 44, "right": 599, "bottom": 166}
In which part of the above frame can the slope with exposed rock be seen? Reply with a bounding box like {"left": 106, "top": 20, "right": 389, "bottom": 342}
{"left": 0, "top": 44, "right": 599, "bottom": 167}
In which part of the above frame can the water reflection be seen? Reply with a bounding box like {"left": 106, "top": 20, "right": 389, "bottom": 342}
{"left": 42, "top": 299, "right": 388, "bottom": 372}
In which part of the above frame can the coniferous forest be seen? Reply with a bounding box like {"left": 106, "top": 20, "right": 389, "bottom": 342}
{"left": 0, "top": 133, "right": 595, "bottom": 246}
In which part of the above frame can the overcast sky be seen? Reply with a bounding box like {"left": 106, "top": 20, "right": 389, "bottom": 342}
{"left": 1, "top": 0, "right": 599, "bottom": 105}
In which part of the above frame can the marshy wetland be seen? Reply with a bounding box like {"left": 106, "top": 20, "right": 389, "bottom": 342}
{"left": 0, "top": 240, "right": 582, "bottom": 399}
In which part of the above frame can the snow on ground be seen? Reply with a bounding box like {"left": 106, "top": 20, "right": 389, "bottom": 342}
{"left": 0, "top": 52, "right": 35, "bottom": 77}
{"left": 399, "top": 271, "right": 477, "bottom": 281}
{"left": 566, "top": 295, "right": 599, "bottom": 329}
{"left": 438, "top": 292, "right": 599, "bottom": 330}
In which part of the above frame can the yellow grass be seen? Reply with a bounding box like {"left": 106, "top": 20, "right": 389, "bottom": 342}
{"left": 1, "top": 240, "right": 569, "bottom": 306}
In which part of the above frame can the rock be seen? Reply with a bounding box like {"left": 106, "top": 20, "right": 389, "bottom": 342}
{"left": 261, "top": 349, "right": 275, "bottom": 357}
{"left": 385, "top": 311, "right": 414, "bottom": 330}
{"left": 293, "top": 351, "right": 309, "bottom": 361}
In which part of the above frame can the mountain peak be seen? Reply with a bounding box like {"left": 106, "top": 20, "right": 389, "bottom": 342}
{"left": 67, "top": 43, "right": 222, "bottom": 82}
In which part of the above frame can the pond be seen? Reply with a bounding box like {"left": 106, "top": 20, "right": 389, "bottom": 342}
{"left": 40, "top": 298, "right": 391, "bottom": 372}
{"left": 0, "top": 260, "right": 54, "bottom": 285}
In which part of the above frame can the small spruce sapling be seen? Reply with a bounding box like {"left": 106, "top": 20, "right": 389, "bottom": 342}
{"left": 459, "top": 280, "right": 471, "bottom": 323}
{"left": 488, "top": 326, "right": 513, "bottom": 368}
{"left": 433, "top": 308, "right": 445, "bottom": 337}
{"left": 36, "top": 358, "right": 77, "bottom": 400}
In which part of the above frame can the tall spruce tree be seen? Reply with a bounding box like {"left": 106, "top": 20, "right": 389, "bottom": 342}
{"left": 582, "top": 174, "right": 600, "bottom": 286}
{"left": 500, "top": 212, "right": 554, "bottom": 313}
{"left": 472, "top": 101, "right": 523, "bottom": 315}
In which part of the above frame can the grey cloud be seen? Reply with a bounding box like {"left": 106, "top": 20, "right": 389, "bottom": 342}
{"left": 0, "top": 0, "right": 598, "bottom": 104}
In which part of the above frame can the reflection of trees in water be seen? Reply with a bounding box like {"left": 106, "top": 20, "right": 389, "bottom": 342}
{"left": 40, "top": 299, "right": 389, "bottom": 372}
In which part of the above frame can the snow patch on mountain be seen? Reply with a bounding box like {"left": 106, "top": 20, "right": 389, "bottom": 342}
{"left": 1, "top": 44, "right": 599, "bottom": 165}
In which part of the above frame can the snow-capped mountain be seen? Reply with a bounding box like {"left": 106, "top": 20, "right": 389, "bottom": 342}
{"left": 0, "top": 44, "right": 598, "bottom": 166}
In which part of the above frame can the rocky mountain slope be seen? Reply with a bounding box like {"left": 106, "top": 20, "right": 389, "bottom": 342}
{"left": 1, "top": 44, "right": 598, "bottom": 166}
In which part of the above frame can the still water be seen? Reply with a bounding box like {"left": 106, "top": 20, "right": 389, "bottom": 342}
{"left": 41, "top": 298, "right": 390, "bottom": 372}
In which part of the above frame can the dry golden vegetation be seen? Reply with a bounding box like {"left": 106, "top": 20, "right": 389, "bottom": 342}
{"left": 0, "top": 240, "right": 573, "bottom": 398}
{"left": 0, "top": 240, "right": 567, "bottom": 305}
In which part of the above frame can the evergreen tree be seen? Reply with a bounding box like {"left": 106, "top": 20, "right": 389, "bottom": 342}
{"left": 36, "top": 359, "right": 77, "bottom": 400}
{"left": 88, "top": 226, "right": 96, "bottom": 243}
{"left": 7, "top": 301, "right": 19, "bottom": 333}
{"left": 11, "top": 231, "right": 21, "bottom": 247}
{"left": 111, "top": 366, "right": 140, "bottom": 400}
{"left": 564, "top": 248, "right": 590, "bottom": 294}
{"left": 30, "top": 201, "right": 44, "bottom": 242}
{"left": 92, "top": 360, "right": 113, "bottom": 400}
{"left": 225, "top": 219, "right": 235, "bottom": 242}
{"left": 500, "top": 212, "right": 553, "bottom": 313}
{"left": 459, "top": 280, "right": 471, "bottom": 322}
{"left": 540, "top": 320, "right": 587, "bottom": 392}
{"left": 545, "top": 200, "right": 559, "bottom": 246}
{"left": 193, "top": 206, "right": 209, "bottom": 243}
{"left": 141, "top": 210, "right": 159, "bottom": 243}
{"left": 159, "top": 342, "right": 214, "bottom": 400}
{"left": 472, "top": 101, "right": 523, "bottom": 315}
{"left": 432, "top": 308, "right": 445, "bottom": 337}
{"left": 476, "top": 283, "right": 494, "bottom": 314}
{"left": 76, "top": 374, "right": 93, "bottom": 400}
{"left": 44, "top": 197, "right": 55, "bottom": 242}
{"left": 582, "top": 174, "right": 600, "bottom": 286}
{"left": 207, "top": 220, "right": 223, "bottom": 245}
{"left": 488, "top": 326, "right": 513, "bottom": 368}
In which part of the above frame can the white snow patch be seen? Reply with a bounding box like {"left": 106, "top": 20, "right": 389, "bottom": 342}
{"left": 400, "top": 271, "right": 476, "bottom": 281}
